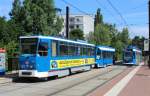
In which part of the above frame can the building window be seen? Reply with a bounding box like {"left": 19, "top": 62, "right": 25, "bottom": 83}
{"left": 76, "top": 25, "right": 79, "bottom": 29}
{"left": 70, "top": 26, "right": 74, "bottom": 29}
{"left": 70, "top": 18, "right": 74, "bottom": 22}
{"left": 76, "top": 18, "right": 80, "bottom": 22}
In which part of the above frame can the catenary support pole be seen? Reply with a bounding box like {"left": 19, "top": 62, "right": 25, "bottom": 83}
{"left": 148, "top": 0, "right": 150, "bottom": 68}
{"left": 66, "top": 6, "right": 69, "bottom": 39}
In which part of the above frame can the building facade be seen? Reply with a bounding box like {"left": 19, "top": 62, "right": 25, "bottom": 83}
{"left": 60, "top": 14, "right": 94, "bottom": 37}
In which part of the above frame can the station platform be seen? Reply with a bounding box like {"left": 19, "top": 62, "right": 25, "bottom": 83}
{"left": 89, "top": 62, "right": 150, "bottom": 96}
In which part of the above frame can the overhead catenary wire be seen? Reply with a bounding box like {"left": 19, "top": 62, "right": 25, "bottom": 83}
{"left": 95, "top": 0, "right": 122, "bottom": 25}
{"left": 61, "top": 0, "right": 94, "bottom": 17}
{"left": 106, "top": 0, "right": 138, "bottom": 35}
{"left": 116, "top": 23, "right": 148, "bottom": 26}
{"left": 61, "top": 0, "right": 145, "bottom": 33}
{"left": 106, "top": 0, "right": 129, "bottom": 27}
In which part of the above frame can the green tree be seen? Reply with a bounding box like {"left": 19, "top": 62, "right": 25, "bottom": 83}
{"left": 0, "top": 17, "right": 19, "bottom": 56}
{"left": 0, "top": 17, "right": 10, "bottom": 45}
{"left": 94, "top": 8, "right": 103, "bottom": 27}
{"left": 9, "top": 0, "right": 25, "bottom": 36}
{"left": 93, "top": 24, "right": 111, "bottom": 45}
{"left": 120, "top": 28, "right": 130, "bottom": 47}
{"left": 132, "top": 36, "right": 145, "bottom": 50}
{"left": 114, "top": 40, "right": 124, "bottom": 60}
{"left": 70, "top": 29, "right": 84, "bottom": 40}
{"left": 87, "top": 8, "right": 111, "bottom": 45}
{"left": 10, "top": 0, "right": 63, "bottom": 36}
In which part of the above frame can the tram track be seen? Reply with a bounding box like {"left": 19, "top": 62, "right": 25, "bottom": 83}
{"left": 46, "top": 65, "right": 128, "bottom": 96}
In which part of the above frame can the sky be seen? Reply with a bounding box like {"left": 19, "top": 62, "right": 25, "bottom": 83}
{"left": 0, "top": 0, "right": 148, "bottom": 38}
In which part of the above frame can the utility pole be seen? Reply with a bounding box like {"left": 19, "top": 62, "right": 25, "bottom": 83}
{"left": 148, "top": 0, "right": 150, "bottom": 68}
{"left": 66, "top": 6, "right": 69, "bottom": 39}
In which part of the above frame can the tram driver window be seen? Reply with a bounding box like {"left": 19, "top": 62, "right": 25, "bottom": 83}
{"left": 38, "top": 42, "right": 48, "bottom": 56}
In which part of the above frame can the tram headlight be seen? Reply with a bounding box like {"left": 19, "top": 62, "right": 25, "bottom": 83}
{"left": 30, "top": 65, "right": 33, "bottom": 69}
{"left": 20, "top": 65, "right": 25, "bottom": 69}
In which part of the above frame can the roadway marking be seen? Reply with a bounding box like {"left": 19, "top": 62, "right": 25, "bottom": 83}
{"left": 104, "top": 63, "right": 144, "bottom": 96}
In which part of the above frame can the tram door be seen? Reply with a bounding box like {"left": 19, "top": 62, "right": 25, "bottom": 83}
{"left": 37, "top": 39, "right": 50, "bottom": 72}
{"left": 102, "top": 51, "right": 106, "bottom": 67}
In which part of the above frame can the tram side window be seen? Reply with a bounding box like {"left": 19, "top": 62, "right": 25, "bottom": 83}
{"left": 102, "top": 51, "right": 107, "bottom": 59}
{"left": 38, "top": 42, "right": 48, "bottom": 56}
{"left": 108, "top": 52, "right": 112, "bottom": 59}
{"left": 68, "top": 44, "right": 76, "bottom": 56}
{"left": 91, "top": 47, "right": 95, "bottom": 56}
{"left": 80, "top": 46, "right": 85, "bottom": 56}
{"left": 110, "top": 52, "right": 113, "bottom": 59}
{"left": 75, "top": 45, "right": 78, "bottom": 56}
{"left": 87, "top": 47, "right": 94, "bottom": 56}
{"left": 102, "top": 51, "right": 105, "bottom": 58}
{"left": 87, "top": 47, "right": 90, "bottom": 56}
{"left": 52, "top": 41, "right": 58, "bottom": 57}
{"left": 80, "top": 46, "right": 83, "bottom": 56}
{"left": 77, "top": 45, "right": 81, "bottom": 56}
{"left": 60, "top": 42, "right": 68, "bottom": 56}
{"left": 103, "top": 52, "right": 113, "bottom": 59}
{"left": 83, "top": 47, "right": 87, "bottom": 56}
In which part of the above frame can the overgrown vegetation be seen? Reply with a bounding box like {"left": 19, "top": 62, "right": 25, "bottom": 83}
{"left": 0, "top": 0, "right": 63, "bottom": 57}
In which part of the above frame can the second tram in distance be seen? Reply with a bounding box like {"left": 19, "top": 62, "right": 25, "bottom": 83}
{"left": 123, "top": 46, "right": 142, "bottom": 65}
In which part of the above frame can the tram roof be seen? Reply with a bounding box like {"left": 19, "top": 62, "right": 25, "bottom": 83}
{"left": 20, "top": 36, "right": 95, "bottom": 46}
{"left": 132, "top": 49, "right": 142, "bottom": 53}
{"left": 125, "top": 46, "right": 142, "bottom": 53}
{"left": 97, "top": 46, "right": 115, "bottom": 52}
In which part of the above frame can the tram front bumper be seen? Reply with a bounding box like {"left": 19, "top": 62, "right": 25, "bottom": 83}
{"left": 19, "top": 70, "right": 48, "bottom": 78}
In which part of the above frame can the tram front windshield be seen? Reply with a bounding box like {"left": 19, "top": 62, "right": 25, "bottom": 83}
{"left": 124, "top": 51, "right": 133, "bottom": 58}
{"left": 20, "top": 38, "right": 38, "bottom": 54}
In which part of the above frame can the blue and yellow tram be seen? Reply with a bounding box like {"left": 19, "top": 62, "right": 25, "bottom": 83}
{"left": 95, "top": 46, "right": 115, "bottom": 68}
{"left": 19, "top": 36, "right": 95, "bottom": 78}
{"left": 123, "top": 46, "right": 142, "bottom": 65}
